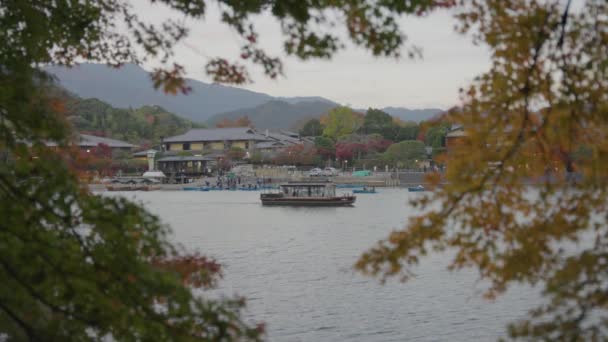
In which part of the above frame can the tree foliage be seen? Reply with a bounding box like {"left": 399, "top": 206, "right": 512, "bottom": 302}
{"left": 314, "top": 136, "right": 335, "bottom": 159}
{"left": 299, "top": 118, "right": 323, "bottom": 137}
{"left": 422, "top": 122, "right": 450, "bottom": 148}
{"left": 4, "top": 0, "right": 606, "bottom": 339}
{"left": 360, "top": 108, "right": 422, "bottom": 142}
{"left": 3, "top": 0, "right": 441, "bottom": 335}
{"left": 382, "top": 140, "right": 426, "bottom": 164}
{"left": 394, "top": 125, "right": 420, "bottom": 142}
{"left": 272, "top": 144, "right": 318, "bottom": 166}
{"left": 322, "top": 107, "right": 364, "bottom": 140}
{"left": 356, "top": 1, "right": 608, "bottom": 340}
{"left": 360, "top": 108, "right": 394, "bottom": 137}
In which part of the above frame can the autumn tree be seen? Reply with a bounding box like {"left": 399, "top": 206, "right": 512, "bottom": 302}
{"left": 273, "top": 144, "right": 317, "bottom": 166}
{"left": 4, "top": 0, "right": 604, "bottom": 340}
{"left": 322, "top": 107, "right": 364, "bottom": 140}
{"left": 365, "top": 136, "right": 393, "bottom": 154}
{"left": 357, "top": 1, "right": 608, "bottom": 340}
{"left": 1, "top": 0, "right": 453, "bottom": 340}
{"left": 336, "top": 142, "right": 366, "bottom": 161}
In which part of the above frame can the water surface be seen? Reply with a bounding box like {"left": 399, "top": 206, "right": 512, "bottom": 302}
{"left": 114, "top": 189, "right": 540, "bottom": 341}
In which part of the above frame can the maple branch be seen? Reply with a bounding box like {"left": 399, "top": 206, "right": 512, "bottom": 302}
{"left": 0, "top": 300, "right": 37, "bottom": 341}
{"left": 557, "top": 0, "right": 572, "bottom": 48}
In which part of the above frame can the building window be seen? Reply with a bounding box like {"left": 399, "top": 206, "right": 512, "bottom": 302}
{"left": 245, "top": 141, "right": 250, "bottom": 149}
{"left": 183, "top": 143, "right": 191, "bottom": 150}
{"left": 224, "top": 141, "right": 232, "bottom": 149}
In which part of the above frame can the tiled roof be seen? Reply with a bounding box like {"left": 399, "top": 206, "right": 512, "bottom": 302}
{"left": 157, "top": 155, "right": 216, "bottom": 162}
{"left": 264, "top": 131, "right": 301, "bottom": 144}
{"left": 255, "top": 141, "right": 286, "bottom": 149}
{"left": 79, "top": 134, "right": 137, "bottom": 148}
{"left": 279, "top": 130, "right": 300, "bottom": 138}
{"left": 163, "top": 127, "right": 269, "bottom": 143}
{"left": 132, "top": 149, "right": 159, "bottom": 157}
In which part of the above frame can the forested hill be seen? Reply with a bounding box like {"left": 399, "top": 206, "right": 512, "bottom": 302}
{"left": 207, "top": 100, "right": 338, "bottom": 129}
{"left": 65, "top": 96, "right": 203, "bottom": 145}
{"left": 46, "top": 63, "right": 333, "bottom": 123}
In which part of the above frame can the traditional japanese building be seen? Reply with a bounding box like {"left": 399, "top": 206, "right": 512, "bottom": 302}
{"left": 162, "top": 127, "right": 269, "bottom": 152}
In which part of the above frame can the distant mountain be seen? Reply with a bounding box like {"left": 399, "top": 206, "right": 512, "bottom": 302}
{"left": 207, "top": 100, "right": 337, "bottom": 129}
{"left": 45, "top": 63, "right": 274, "bottom": 123}
{"left": 381, "top": 107, "right": 444, "bottom": 123}
{"left": 275, "top": 96, "right": 336, "bottom": 105}
{"left": 45, "top": 63, "right": 445, "bottom": 127}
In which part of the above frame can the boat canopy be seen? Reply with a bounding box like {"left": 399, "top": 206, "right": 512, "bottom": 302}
{"left": 278, "top": 180, "right": 336, "bottom": 197}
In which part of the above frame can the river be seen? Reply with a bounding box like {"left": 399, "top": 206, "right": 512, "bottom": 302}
{"left": 112, "top": 189, "right": 541, "bottom": 341}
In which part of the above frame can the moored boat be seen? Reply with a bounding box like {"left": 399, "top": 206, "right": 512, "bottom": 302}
{"left": 183, "top": 186, "right": 210, "bottom": 191}
{"left": 353, "top": 187, "right": 376, "bottom": 194}
{"left": 261, "top": 180, "right": 356, "bottom": 206}
{"left": 408, "top": 185, "right": 426, "bottom": 192}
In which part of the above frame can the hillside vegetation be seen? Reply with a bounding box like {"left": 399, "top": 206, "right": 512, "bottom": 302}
{"left": 65, "top": 97, "right": 204, "bottom": 145}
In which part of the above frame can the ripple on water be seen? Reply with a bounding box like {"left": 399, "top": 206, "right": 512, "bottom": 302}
{"left": 109, "top": 190, "right": 543, "bottom": 342}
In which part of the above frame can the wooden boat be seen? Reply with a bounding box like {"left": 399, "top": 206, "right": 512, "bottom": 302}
{"left": 353, "top": 187, "right": 376, "bottom": 194}
{"left": 408, "top": 185, "right": 426, "bottom": 192}
{"left": 261, "top": 180, "right": 356, "bottom": 206}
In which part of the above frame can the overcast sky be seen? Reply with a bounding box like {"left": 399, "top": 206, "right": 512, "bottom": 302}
{"left": 133, "top": 1, "right": 491, "bottom": 110}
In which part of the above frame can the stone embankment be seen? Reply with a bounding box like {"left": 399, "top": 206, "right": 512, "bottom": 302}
{"left": 89, "top": 171, "right": 430, "bottom": 191}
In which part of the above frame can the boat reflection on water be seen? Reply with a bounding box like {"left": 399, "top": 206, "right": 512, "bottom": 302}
{"left": 260, "top": 180, "right": 356, "bottom": 206}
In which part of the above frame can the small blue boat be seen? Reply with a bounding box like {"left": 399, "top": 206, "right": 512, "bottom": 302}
{"left": 183, "top": 186, "right": 210, "bottom": 191}
{"left": 353, "top": 188, "right": 377, "bottom": 194}
{"left": 408, "top": 185, "right": 426, "bottom": 192}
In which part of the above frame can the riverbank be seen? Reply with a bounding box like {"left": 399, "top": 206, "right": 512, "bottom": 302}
{"left": 89, "top": 172, "right": 427, "bottom": 191}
